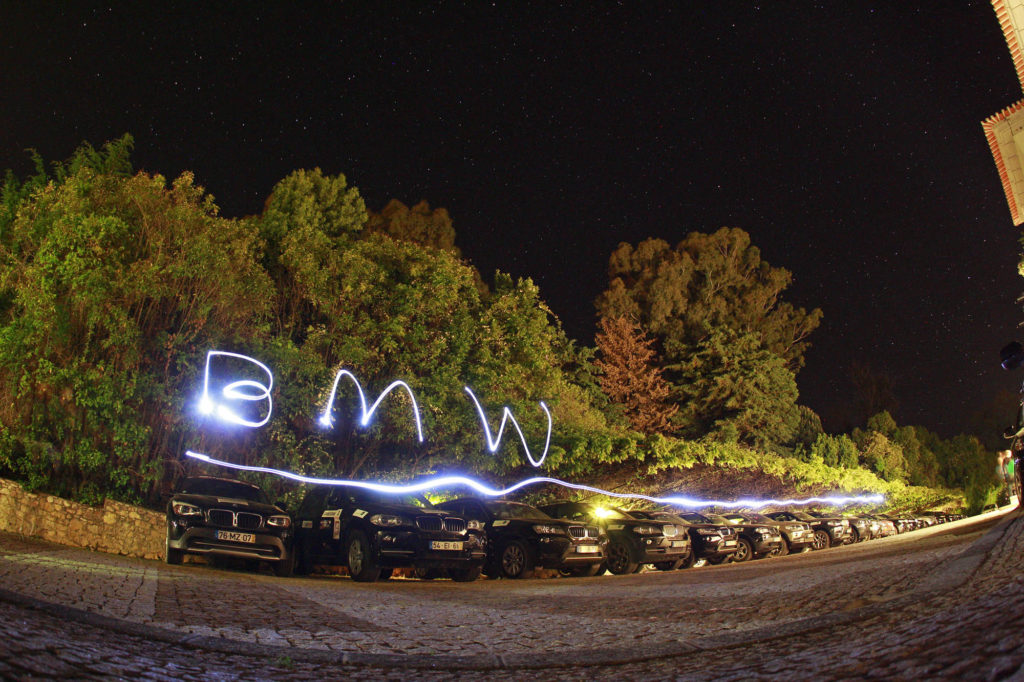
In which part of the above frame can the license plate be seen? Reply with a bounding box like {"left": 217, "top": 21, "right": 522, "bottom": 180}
{"left": 723, "top": 539, "right": 737, "bottom": 547}
{"left": 671, "top": 540, "right": 688, "bottom": 547}
{"left": 575, "top": 545, "right": 600, "bottom": 554}
{"left": 430, "top": 541, "right": 463, "bottom": 551}
{"left": 216, "top": 530, "right": 255, "bottom": 543}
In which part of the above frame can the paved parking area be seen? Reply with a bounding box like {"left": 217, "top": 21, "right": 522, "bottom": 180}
{"left": 0, "top": 510, "right": 1021, "bottom": 679}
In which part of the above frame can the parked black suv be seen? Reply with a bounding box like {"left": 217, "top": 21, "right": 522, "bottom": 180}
{"left": 293, "top": 486, "right": 486, "bottom": 582}
{"left": 435, "top": 498, "right": 606, "bottom": 578}
{"left": 674, "top": 512, "right": 742, "bottom": 565}
{"left": 541, "top": 502, "right": 691, "bottom": 574}
{"left": 165, "top": 476, "right": 295, "bottom": 576}
{"left": 702, "top": 512, "right": 783, "bottom": 562}
{"left": 766, "top": 510, "right": 849, "bottom": 550}
{"left": 722, "top": 512, "right": 814, "bottom": 555}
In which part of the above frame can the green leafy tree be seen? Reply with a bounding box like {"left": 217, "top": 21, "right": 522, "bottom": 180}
{"left": 596, "top": 228, "right": 820, "bottom": 447}
{"left": 0, "top": 162, "right": 271, "bottom": 502}
{"left": 673, "top": 327, "right": 801, "bottom": 447}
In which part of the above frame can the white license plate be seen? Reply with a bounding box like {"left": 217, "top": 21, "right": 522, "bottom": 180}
{"left": 723, "top": 539, "right": 737, "bottom": 547}
{"left": 430, "top": 541, "right": 463, "bottom": 551}
{"left": 575, "top": 545, "right": 600, "bottom": 554}
{"left": 216, "top": 530, "right": 255, "bottom": 543}
{"left": 671, "top": 540, "right": 688, "bottom": 547}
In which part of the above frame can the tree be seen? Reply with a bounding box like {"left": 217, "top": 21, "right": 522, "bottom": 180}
{"left": 595, "top": 228, "right": 821, "bottom": 448}
{"left": 673, "top": 327, "right": 802, "bottom": 447}
{"left": 858, "top": 431, "right": 907, "bottom": 482}
{"left": 365, "top": 199, "right": 459, "bottom": 255}
{"left": 258, "top": 168, "right": 367, "bottom": 336}
{"left": 594, "top": 315, "right": 678, "bottom": 435}
{"left": 0, "top": 163, "right": 271, "bottom": 503}
{"left": 596, "top": 228, "right": 822, "bottom": 372}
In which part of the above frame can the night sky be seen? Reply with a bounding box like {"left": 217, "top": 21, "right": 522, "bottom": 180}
{"left": 3, "top": 3, "right": 1023, "bottom": 437}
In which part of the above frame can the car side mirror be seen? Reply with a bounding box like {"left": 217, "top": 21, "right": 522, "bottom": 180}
{"left": 1001, "top": 341, "right": 1024, "bottom": 370}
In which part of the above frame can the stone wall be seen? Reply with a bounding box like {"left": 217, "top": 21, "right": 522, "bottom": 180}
{"left": 0, "top": 478, "right": 164, "bottom": 560}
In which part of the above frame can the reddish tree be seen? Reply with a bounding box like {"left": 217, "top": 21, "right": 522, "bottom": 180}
{"left": 595, "top": 315, "right": 678, "bottom": 435}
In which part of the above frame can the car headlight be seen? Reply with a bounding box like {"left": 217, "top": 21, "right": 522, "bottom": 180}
{"left": 267, "top": 515, "right": 291, "bottom": 528}
{"left": 632, "top": 525, "right": 661, "bottom": 535}
{"left": 467, "top": 519, "right": 485, "bottom": 531}
{"left": 532, "top": 524, "right": 566, "bottom": 535}
{"left": 172, "top": 502, "right": 202, "bottom": 517}
{"left": 370, "top": 514, "right": 406, "bottom": 527}
{"left": 756, "top": 528, "right": 773, "bottom": 536}
{"left": 661, "top": 525, "right": 678, "bottom": 537}
{"left": 696, "top": 528, "right": 718, "bottom": 536}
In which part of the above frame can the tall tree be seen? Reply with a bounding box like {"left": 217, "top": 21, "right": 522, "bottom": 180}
{"left": 596, "top": 227, "right": 820, "bottom": 447}
{"left": 365, "top": 199, "right": 459, "bottom": 255}
{"left": 594, "top": 315, "right": 678, "bottom": 435}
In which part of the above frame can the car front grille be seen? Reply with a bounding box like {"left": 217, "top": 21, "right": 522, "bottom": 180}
{"left": 236, "top": 513, "right": 262, "bottom": 530}
{"left": 568, "top": 525, "right": 599, "bottom": 539}
{"left": 416, "top": 516, "right": 466, "bottom": 533}
{"left": 208, "top": 509, "right": 263, "bottom": 529}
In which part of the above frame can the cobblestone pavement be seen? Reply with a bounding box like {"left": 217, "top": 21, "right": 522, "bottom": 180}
{"left": 0, "top": 509, "right": 1021, "bottom": 679}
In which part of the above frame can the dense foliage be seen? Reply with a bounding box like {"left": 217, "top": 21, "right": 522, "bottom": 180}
{"left": 0, "top": 138, "right": 1002, "bottom": 514}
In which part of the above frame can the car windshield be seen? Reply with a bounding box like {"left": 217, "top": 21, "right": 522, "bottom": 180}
{"left": 704, "top": 513, "right": 732, "bottom": 525}
{"left": 789, "top": 511, "right": 815, "bottom": 521}
{"left": 740, "top": 513, "right": 773, "bottom": 524}
{"left": 486, "top": 501, "right": 550, "bottom": 520}
{"left": 180, "top": 478, "right": 268, "bottom": 504}
{"left": 680, "top": 512, "right": 713, "bottom": 524}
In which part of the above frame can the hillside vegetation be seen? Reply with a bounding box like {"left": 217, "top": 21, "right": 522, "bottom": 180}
{"left": 0, "top": 137, "right": 997, "bottom": 513}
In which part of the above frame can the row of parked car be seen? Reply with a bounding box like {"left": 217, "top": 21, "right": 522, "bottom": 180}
{"left": 164, "top": 475, "right": 963, "bottom": 581}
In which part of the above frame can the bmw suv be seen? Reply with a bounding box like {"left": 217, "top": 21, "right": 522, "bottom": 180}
{"left": 540, "top": 502, "right": 690, "bottom": 574}
{"left": 165, "top": 476, "right": 295, "bottom": 577}
{"left": 767, "top": 510, "right": 849, "bottom": 550}
{"left": 723, "top": 512, "right": 814, "bottom": 555}
{"left": 293, "top": 486, "right": 486, "bottom": 582}
{"left": 435, "top": 498, "right": 606, "bottom": 578}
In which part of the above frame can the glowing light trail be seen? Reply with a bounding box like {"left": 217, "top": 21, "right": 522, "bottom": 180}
{"left": 198, "top": 351, "right": 274, "bottom": 428}
{"left": 184, "top": 451, "right": 884, "bottom": 509}
{"left": 464, "top": 387, "right": 552, "bottom": 467}
{"left": 318, "top": 370, "right": 424, "bottom": 442}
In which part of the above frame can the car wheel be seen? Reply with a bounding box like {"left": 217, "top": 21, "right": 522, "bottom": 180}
{"left": 346, "top": 531, "right": 381, "bottom": 582}
{"left": 164, "top": 533, "right": 183, "bottom": 565}
{"left": 273, "top": 552, "right": 295, "bottom": 578}
{"left": 812, "top": 529, "right": 830, "bottom": 550}
{"left": 450, "top": 565, "right": 483, "bottom": 582}
{"left": 849, "top": 527, "right": 861, "bottom": 544}
{"left": 654, "top": 559, "right": 684, "bottom": 571}
{"left": 778, "top": 539, "right": 790, "bottom": 556}
{"left": 732, "top": 538, "right": 753, "bottom": 562}
{"left": 499, "top": 540, "right": 535, "bottom": 579}
{"left": 605, "top": 539, "right": 639, "bottom": 575}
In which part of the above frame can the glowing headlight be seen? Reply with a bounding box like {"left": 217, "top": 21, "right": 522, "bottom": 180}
{"left": 592, "top": 507, "right": 615, "bottom": 519}
{"left": 661, "top": 525, "right": 678, "bottom": 537}
{"left": 172, "top": 502, "right": 202, "bottom": 517}
{"left": 370, "top": 514, "right": 405, "bottom": 527}
{"left": 532, "top": 524, "right": 566, "bottom": 535}
{"left": 696, "top": 528, "right": 718, "bottom": 536}
{"left": 632, "top": 525, "right": 661, "bottom": 535}
{"left": 467, "top": 519, "right": 485, "bottom": 531}
{"left": 267, "top": 515, "right": 291, "bottom": 528}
